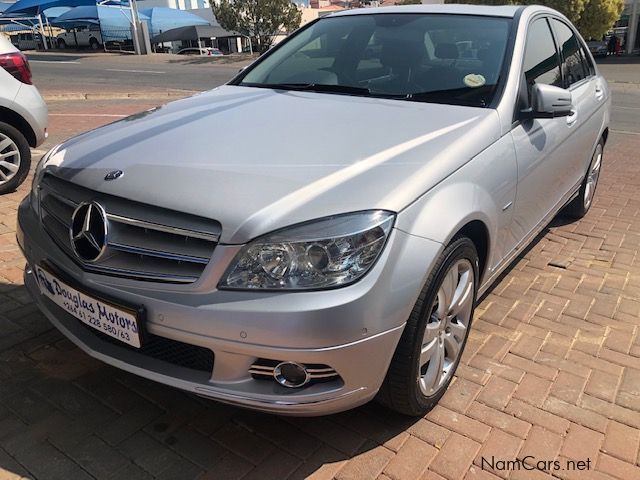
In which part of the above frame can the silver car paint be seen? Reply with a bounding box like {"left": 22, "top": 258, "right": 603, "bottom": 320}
{"left": 42, "top": 88, "right": 499, "bottom": 245}
{"left": 18, "top": 5, "right": 611, "bottom": 415}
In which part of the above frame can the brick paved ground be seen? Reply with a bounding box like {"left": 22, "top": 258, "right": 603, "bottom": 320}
{"left": 1, "top": 97, "right": 640, "bottom": 480}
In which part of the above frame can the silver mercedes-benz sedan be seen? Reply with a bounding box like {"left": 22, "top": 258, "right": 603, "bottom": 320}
{"left": 18, "top": 4, "right": 610, "bottom": 416}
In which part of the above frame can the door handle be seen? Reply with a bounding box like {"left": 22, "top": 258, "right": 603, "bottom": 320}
{"left": 595, "top": 86, "right": 605, "bottom": 101}
{"left": 566, "top": 109, "right": 578, "bottom": 127}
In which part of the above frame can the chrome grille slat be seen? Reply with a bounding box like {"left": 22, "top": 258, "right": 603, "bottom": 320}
{"left": 108, "top": 242, "right": 211, "bottom": 264}
{"left": 38, "top": 174, "right": 220, "bottom": 284}
{"left": 107, "top": 214, "right": 219, "bottom": 242}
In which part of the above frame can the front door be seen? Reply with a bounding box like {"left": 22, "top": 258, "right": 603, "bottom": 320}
{"left": 509, "top": 17, "right": 570, "bottom": 246}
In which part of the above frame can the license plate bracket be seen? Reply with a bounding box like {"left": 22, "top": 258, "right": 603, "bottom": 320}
{"left": 34, "top": 264, "right": 144, "bottom": 348}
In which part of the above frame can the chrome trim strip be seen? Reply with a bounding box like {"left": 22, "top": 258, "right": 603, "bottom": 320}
{"left": 82, "top": 264, "right": 198, "bottom": 284}
{"left": 249, "top": 365, "right": 339, "bottom": 379}
{"left": 107, "top": 214, "right": 219, "bottom": 242}
{"left": 310, "top": 372, "right": 340, "bottom": 379}
{"left": 108, "top": 242, "right": 211, "bottom": 264}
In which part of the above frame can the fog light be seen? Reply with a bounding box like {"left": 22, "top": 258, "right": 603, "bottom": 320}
{"left": 274, "top": 361, "right": 310, "bottom": 388}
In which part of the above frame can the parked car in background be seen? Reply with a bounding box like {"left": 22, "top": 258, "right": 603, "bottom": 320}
{"left": 0, "top": 36, "right": 47, "bottom": 194}
{"left": 19, "top": 5, "right": 609, "bottom": 416}
{"left": 57, "top": 27, "right": 102, "bottom": 50}
{"left": 176, "top": 47, "right": 224, "bottom": 56}
{"left": 587, "top": 40, "right": 608, "bottom": 57}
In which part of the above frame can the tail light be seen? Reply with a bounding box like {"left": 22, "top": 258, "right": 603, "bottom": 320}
{"left": 0, "top": 52, "right": 32, "bottom": 85}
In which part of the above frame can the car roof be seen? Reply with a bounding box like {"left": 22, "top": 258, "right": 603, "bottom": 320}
{"left": 329, "top": 4, "right": 524, "bottom": 19}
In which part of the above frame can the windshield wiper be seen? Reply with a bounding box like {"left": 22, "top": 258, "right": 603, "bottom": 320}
{"left": 244, "top": 82, "right": 373, "bottom": 95}
{"left": 406, "top": 88, "right": 490, "bottom": 107}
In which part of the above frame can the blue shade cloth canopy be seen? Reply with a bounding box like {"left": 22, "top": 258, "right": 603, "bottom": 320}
{"left": 4, "top": 0, "right": 97, "bottom": 16}
{"left": 51, "top": 5, "right": 148, "bottom": 28}
{"left": 42, "top": 6, "right": 72, "bottom": 19}
{"left": 139, "top": 7, "right": 209, "bottom": 36}
{"left": 51, "top": 5, "right": 151, "bottom": 41}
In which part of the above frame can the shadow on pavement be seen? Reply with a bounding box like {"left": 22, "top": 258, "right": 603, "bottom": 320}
{"left": 166, "top": 54, "right": 256, "bottom": 67}
{"left": 25, "top": 53, "right": 88, "bottom": 62}
{"left": 0, "top": 279, "right": 420, "bottom": 479}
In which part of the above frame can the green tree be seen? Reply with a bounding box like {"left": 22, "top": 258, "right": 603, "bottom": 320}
{"left": 444, "top": 0, "right": 623, "bottom": 37}
{"left": 212, "top": 0, "right": 302, "bottom": 52}
{"left": 576, "top": 0, "right": 624, "bottom": 39}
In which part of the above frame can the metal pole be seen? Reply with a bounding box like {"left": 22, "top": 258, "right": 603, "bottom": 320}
{"left": 129, "top": 0, "right": 141, "bottom": 54}
{"left": 45, "top": 15, "right": 53, "bottom": 49}
{"left": 37, "top": 14, "right": 48, "bottom": 50}
{"left": 628, "top": 0, "right": 639, "bottom": 54}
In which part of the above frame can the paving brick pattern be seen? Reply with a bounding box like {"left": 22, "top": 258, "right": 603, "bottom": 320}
{"left": 1, "top": 120, "right": 640, "bottom": 478}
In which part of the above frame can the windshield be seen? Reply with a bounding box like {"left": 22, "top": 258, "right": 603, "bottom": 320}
{"left": 235, "top": 13, "right": 512, "bottom": 107}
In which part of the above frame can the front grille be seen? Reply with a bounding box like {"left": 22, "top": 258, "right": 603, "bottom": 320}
{"left": 38, "top": 174, "right": 221, "bottom": 284}
{"left": 83, "top": 321, "right": 215, "bottom": 373}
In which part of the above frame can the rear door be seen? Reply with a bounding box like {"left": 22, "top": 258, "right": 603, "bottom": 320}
{"left": 509, "top": 17, "right": 570, "bottom": 245}
{"left": 549, "top": 18, "right": 605, "bottom": 184}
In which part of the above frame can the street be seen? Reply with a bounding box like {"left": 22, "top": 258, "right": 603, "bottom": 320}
{"left": 1, "top": 53, "right": 640, "bottom": 480}
{"left": 27, "top": 52, "right": 246, "bottom": 97}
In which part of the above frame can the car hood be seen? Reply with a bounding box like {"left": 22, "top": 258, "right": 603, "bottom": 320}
{"left": 44, "top": 85, "right": 501, "bottom": 244}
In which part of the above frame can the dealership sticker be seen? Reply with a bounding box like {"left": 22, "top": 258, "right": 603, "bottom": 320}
{"left": 34, "top": 265, "right": 141, "bottom": 348}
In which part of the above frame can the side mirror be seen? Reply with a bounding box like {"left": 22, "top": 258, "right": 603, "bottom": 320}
{"left": 522, "top": 84, "right": 574, "bottom": 119}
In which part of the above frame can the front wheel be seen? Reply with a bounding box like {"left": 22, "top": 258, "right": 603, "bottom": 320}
{"left": 377, "top": 236, "right": 478, "bottom": 416}
{"left": 0, "top": 122, "right": 31, "bottom": 195}
{"left": 564, "top": 140, "right": 604, "bottom": 218}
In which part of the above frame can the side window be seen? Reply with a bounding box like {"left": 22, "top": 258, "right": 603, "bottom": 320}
{"left": 580, "top": 45, "right": 596, "bottom": 77}
{"left": 522, "top": 18, "right": 562, "bottom": 104}
{"left": 551, "top": 19, "right": 588, "bottom": 87}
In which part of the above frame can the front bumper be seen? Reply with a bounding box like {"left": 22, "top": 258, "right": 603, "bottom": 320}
{"left": 18, "top": 196, "right": 442, "bottom": 415}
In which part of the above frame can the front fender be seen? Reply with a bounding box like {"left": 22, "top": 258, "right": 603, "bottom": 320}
{"left": 396, "top": 134, "right": 518, "bottom": 282}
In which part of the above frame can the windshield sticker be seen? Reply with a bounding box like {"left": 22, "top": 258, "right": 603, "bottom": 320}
{"left": 464, "top": 74, "right": 486, "bottom": 88}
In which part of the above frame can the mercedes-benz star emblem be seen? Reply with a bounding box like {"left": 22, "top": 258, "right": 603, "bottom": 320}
{"left": 70, "top": 202, "right": 108, "bottom": 263}
{"left": 105, "top": 170, "right": 123, "bottom": 181}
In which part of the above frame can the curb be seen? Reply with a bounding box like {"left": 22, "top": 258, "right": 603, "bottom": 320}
{"left": 608, "top": 81, "right": 640, "bottom": 91}
{"left": 43, "top": 90, "right": 200, "bottom": 101}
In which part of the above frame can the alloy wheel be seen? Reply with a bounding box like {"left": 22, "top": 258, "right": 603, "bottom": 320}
{"left": 419, "top": 258, "right": 474, "bottom": 396}
{"left": 0, "top": 133, "right": 21, "bottom": 186}
{"left": 584, "top": 146, "right": 602, "bottom": 210}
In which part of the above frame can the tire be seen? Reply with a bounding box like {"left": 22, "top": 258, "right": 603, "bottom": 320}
{"left": 564, "top": 139, "right": 604, "bottom": 219}
{"left": 57, "top": 39, "right": 66, "bottom": 49}
{"left": 0, "top": 122, "right": 31, "bottom": 195}
{"left": 377, "top": 236, "right": 478, "bottom": 416}
{"left": 90, "top": 38, "right": 99, "bottom": 50}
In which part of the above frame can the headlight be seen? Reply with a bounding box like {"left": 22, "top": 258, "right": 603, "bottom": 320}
{"left": 219, "top": 210, "right": 395, "bottom": 290}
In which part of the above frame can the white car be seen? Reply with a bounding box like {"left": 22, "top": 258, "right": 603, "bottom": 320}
{"left": 57, "top": 27, "right": 103, "bottom": 50}
{"left": 177, "top": 47, "right": 224, "bottom": 56}
{"left": 0, "top": 36, "right": 48, "bottom": 194}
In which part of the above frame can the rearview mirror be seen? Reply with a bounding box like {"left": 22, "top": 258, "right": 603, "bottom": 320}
{"left": 522, "top": 84, "right": 574, "bottom": 119}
